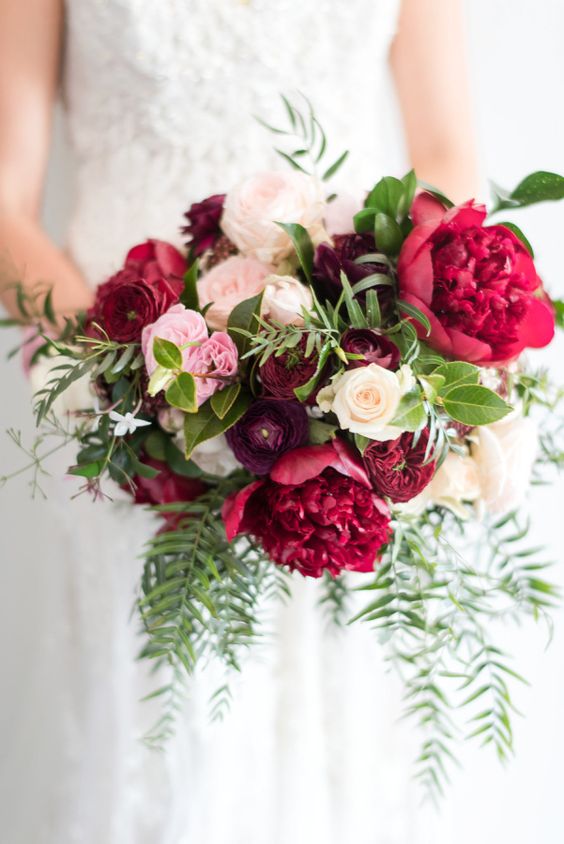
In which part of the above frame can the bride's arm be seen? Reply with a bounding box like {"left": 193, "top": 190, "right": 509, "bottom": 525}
{"left": 0, "top": 0, "right": 92, "bottom": 320}
{"left": 390, "top": 0, "right": 480, "bottom": 202}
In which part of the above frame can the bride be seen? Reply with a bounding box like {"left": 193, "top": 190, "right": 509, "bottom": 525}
{"left": 0, "top": 1, "right": 478, "bottom": 842}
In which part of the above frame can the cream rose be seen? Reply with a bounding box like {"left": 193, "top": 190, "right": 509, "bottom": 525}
{"left": 471, "top": 411, "right": 538, "bottom": 515}
{"left": 197, "top": 256, "right": 273, "bottom": 331}
{"left": 426, "top": 452, "right": 481, "bottom": 519}
{"left": 221, "top": 170, "right": 326, "bottom": 265}
{"left": 317, "top": 363, "right": 415, "bottom": 441}
{"left": 261, "top": 274, "right": 313, "bottom": 325}
{"left": 174, "top": 433, "right": 243, "bottom": 477}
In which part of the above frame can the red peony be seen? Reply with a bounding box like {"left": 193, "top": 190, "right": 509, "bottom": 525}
{"left": 363, "top": 429, "right": 435, "bottom": 503}
{"left": 131, "top": 456, "right": 207, "bottom": 507}
{"left": 88, "top": 239, "right": 186, "bottom": 342}
{"left": 398, "top": 194, "right": 555, "bottom": 364}
{"left": 222, "top": 440, "right": 391, "bottom": 578}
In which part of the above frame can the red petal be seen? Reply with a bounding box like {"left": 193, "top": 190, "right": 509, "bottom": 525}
{"left": 411, "top": 191, "right": 447, "bottom": 226}
{"left": 519, "top": 296, "right": 555, "bottom": 349}
{"left": 126, "top": 241, "right": 153, "bottom": 264}
{"left": 443, "top": 200, "right": 487, "bottom": 229}
{"left": 270, "top": 444, "right": 337, "bottom": 485}
{"left": 447, "top": 327, "right": 492, "bottom": 364}
{"left": 221, "top": 480, "right": 264, "bottom": 541}
{"left": 332, "top": 438, "right": 371, "bottom": 487}
{"left": 152, "top": 239, "right": 187, "bottom": 277}
{"left": 399, "top": 293, "right": 453, "bottom": 355}
{"left": 397, "top": 224, "right": 437, "bottom": 305}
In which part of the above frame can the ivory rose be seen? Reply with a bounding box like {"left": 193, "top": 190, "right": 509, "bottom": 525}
{"left": 197, "top": 256, "right": 272, "bottom": 330}
{"left": 317, "top": 363, "right": 415, "bottom": 441}
{"left": 221, "top": 170, "right": 326, "bottom": 264}
{"left": 471, "top": 411, "right": 538, "bottom": 515}
{"left": 141, "top": 304, "right": 208, "bottom": 375}
{"left": 400, "top": 451, "right": 481, "bottom": 519}
{"left": 261, "top": 274, "right": 313, "bottom": 325}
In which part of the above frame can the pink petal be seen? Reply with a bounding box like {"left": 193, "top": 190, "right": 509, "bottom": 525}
{"left": 397, "top": 223, "right": 437, "bottom": 305}
{"left": 222, "top": 480, "right": 264, "bottom": 541}
{"left": 447, "top": 327, "right": 492, "bottom": 364}
{"left": 411, "top": 191, "right": 447, "bottom": 226}
{"left": 399, "top": 294, "right": 453, "bottom": 355}
{"left": 444, "top": 200, "right": 487, "bottom": 230}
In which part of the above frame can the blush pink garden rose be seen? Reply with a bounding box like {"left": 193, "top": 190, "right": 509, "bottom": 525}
{"left": 185, "top": 331, "right": 239, "bottom": 405}
{"left": 397, "top": 193, "right": 555, "bottom": 365}
{"left": 221, "top": 170, "right": 326, "bottom": 265}
{"left": 261, "top": 274, "right": 313, "bottom": 325}
{"left": 197, "top": 256, "right": 273, "bottom": 330}
{"left": 141, "top": 304, "right": 209, "bottom": 374}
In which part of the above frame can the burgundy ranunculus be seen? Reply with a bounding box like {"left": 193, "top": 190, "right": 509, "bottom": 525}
{"left": 259, "top": 337, "right": 319, "bottom": 400}
{"left": 225, "top": 399, "right": 308, "bottom": 475}
{"left": 88, "top": 239, "right": 186, "bottom": 342}
{"left": 363, "top": 430, "right": 435, "bottom": 503}
{"left": 313, "top": 233, "right": 392, "bottom": 307}
{"left": 222, "top": 439, "right": 391, "bottom": 577}
{"left": 131, "top": 456, "right": 207, "bottom": 506}
{"left": 341, "top": 328, "right": 400, "bottom": 370}
{"left": 398, "top": 193, "right": 555, "bottom": 364}
{"left": 182, "top": 194, "right": 226, "bottom": 257}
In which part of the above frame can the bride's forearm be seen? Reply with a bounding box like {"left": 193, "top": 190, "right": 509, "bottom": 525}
{"left": 0, "top": 212, "right": 92, "bottom": 320}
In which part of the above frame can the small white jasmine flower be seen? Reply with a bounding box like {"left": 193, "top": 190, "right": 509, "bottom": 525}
{"left": 109, "top": 410, "right": 151, "bottom": 437}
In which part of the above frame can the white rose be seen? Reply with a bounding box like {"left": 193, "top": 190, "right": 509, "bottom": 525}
{"left": 185, "top": 434, "right": 243, "bottom": 478}
{"left": 427, "top": 452, "right": 480, "bottom": 519}
{"left": 261, "top": 274, "right": 313, "bottom": 325}
{"left": 221, "top": 170, "right": 326, "bottom": 265}
{"left": 29, "top": 353, "right": 95, "bottom": 427}
{"left": 471, "top": 411, "right": 538, "bottom": 515}
{"left": 317, "top": 363, "right": 414, "bottom": 441}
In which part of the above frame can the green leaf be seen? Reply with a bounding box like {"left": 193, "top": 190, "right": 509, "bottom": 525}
{"left": 353, "top": 207, "right": 377, "bottom": 234}
{"left": 308, "top": 418, "right": 337, "bottom": 444}
{"left": 497, "top": 222, "right": 534, "bottom": 256}
{"left": 275, "top": 149, "right": 308, "bottom": 173}
{"left": 210, "top": 382, "right": 241, "bottom": 420}
{"left": 354, "top": 433, "right": 371, "bottom": 455}
{"left": 293, "top": 341, "right": 332, "bottom": 402}
{"left": 374, "top": 212, "right": 403, "bottom": 256}
{"left": 442, "top": 385, "right": 512, "bottom": 426}
{"left": 365, "top": 289, "right": 382, "bottom": 328}
{"left": 433, "top": 361, "right": 480, "bottom": 394}
{"left": 165, "top": 372, "right": 198, "bottom": 413}
{"left": 183, "top": 390, "right": 251, "bottom": 458}
{"left": 127, "top": 451, "right": 161, "bottom": 479}
{"left": 43, "top": 289, "right": 57, "bottom": 325}
{"left": 398, "top": 299, "right": 432, "bottom": 336}
{"left": 399, "top": 169, "right": 417, "bottom": 218}
{"left": 68, "top": 461, "right": 102, "bottom": 479}
{"left": 510, "top": 171, "right": 564, "bottom": 207}
{"left": 552, "top": 298, "right": 564, "bottom": 330}
{"left": 275, "top": 222, "right": 314, "bottom": 283}
{"left": 390, "top": 391, "right": 427, "bottom": 432}
{"left": 147, "top": 365, "right": 173, "bottom": 397}
{"left": 365, "top": 176, "right": 405, "bottom": 218}
{"left": 144, "top": 430, "right": 168, "bottom": 462}
{"left": 227, "top": 291, "right": 264, "bottom": 358}
{"left": 180, "top": 260, "right": 200, "bottom": 310}
{"left": 164, "top": 438, "right": 202, "bottom": 477}
{"left": 322, "top": 150, "right": 349, "bottom": 181}
{"left": 417, "top": 180, "right": 455, "bottom": 209}
{"left": 153, "top": 337, "right": 183, "bottom": 370}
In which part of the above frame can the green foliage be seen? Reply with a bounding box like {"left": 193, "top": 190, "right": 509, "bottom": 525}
{"left": 227, "top": 291, "right": 265, "bottom": 359}
{"left": 165, "top": 372, "right": 198, "bottom": 413}
{"left": 491, "top": 170, "right": 564, "bottom": 213}
{"left": 180, "top": 260, "right": 200, "bottom": 310}
{"left": 275, "top": 222, "right": 314, "bottom": 283}
{"left": 441, "top": 385, "right": 512, "bottom": 426}
{"left": 183, "top": 391, "right": 251, "bottom": 457}
{"left": 153, "top": 337, "right": 183, "bottom": 370}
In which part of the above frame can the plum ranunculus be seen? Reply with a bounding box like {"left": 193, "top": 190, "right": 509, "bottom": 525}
{"left": 341, "top": 328, "right": 400, "bottom": 370}
{"left": 222, "top": 439, "right": 391, "bottom": 578}
{"left": 259, "top": 337, "right": 320, "bottom": 400}
{"left": 398, "top": 195, "right": 555, "bottom": 364}
{"left": 225, "top": 399, "right": 309, "bottom": 475}
{"left": 313, "top": 233, "right": 392, "bottom": 307}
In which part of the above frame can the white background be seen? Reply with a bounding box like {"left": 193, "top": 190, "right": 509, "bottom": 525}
{"left": 1, "top": 1, "right": 563, "bottom": 839}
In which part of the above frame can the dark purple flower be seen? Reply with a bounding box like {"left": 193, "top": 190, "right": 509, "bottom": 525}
{"left": 259, "top": 337, "right": 319, "bottom": 400}
{"left": 341, "top": 328, "right": 400, "bottom": 370}
{"left": 313, "top": 233, "right": 392, "bottom": 308}
{"left": 182, "top": 194, "right": 225, "bottom": 257}
{"left": 226, "top": 399, "right": 309, "bottom": 475}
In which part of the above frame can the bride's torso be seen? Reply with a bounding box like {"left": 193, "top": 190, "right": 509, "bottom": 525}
{"left": 62, "top": 0, "right": 403, "bottom": 283}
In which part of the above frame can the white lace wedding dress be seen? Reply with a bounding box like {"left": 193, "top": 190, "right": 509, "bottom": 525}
{"left": 3, "top": 2, "right": 444, "bottom": 842}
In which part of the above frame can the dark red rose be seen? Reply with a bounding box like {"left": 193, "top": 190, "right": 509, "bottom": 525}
{"left": 88, "top": 239, "right": 186, "bottom": 342}
{"left": 398, "top": 194, "right": 555, "bottom": 364}
{"left": 223, "top": 440, "right": 391, "bottom": 578}
{"left": 259, "top": 337, "right": 320, "bottom": 400}
{"left": 182, "top": 194, "right": 226, "bottom": 257}
{"left": 131, "top": 456, "right": 207, "bottom": 507}
{"left": 363, "top": 430, "right": 435, "bottom": 503}
{"left": 341, "top": 328, "right": 400, "bottom": 370}
{"left": 313, "top": 233, "right": 392, "bottom": 308}
{"left": 225, "top": 399, "right": 309, "bottom": 475}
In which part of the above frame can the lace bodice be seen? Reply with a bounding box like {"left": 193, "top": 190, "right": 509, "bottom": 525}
{"left": 63, "top": 0, "right": 402, "bottom": 283}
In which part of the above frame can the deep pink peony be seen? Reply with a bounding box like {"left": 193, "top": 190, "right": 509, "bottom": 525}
{"left": 398, "top": 194, "right": 555, "bottom": 364}
{"left": 222, "top": 440, "right": 391, "bottom": 577}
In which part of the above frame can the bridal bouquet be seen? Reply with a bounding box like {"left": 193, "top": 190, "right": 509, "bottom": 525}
{"left": 4, "top": 98, "right": 564, "bottom": 796}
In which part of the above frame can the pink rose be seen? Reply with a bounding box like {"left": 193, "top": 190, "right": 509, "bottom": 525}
{"left": 198, "top": 256, "right": 272, "bottom": 330}
{"left": 141, "top": 303, "right": 209, "bottom": 375}
{"left": 221, "top": 171, "right": 326, "bottom": 264}
{"left": 185, "top": 331, "right": 239, "bottom": 405}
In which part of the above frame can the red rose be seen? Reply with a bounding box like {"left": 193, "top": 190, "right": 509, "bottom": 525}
{"left": 259, "top": 337, "right": 320, "bottom": 400}
{"left": 88, "top": 239, "right": 186, "bottom": 342}
{"left": 131, "top": 456, "right": 207, "bottom": 507}
{"left": 223, "top": 440, "right": 391, "bottom": 578}
{"left": 363, "top": 429, "right": 435, "bottom": 503}
{"left": 398, "top": 194, "right": 555, "bottom": 364}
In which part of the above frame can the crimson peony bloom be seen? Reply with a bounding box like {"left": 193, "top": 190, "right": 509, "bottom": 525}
{"left": 182, "top": 194, "right": 226, "bottom": 256}
{"left": 341, "top": 328, "right": 400, "bottom": 370}
{"left": 222, "top": 439, "right": 392, "bottom": 578}
{"left": 398, "top": 194, "right": 555, "bottom": 364}
{"left": 363, "top": 429, "right": 435, "bottom": 503}
{"left": 225, "top": 399, "right": 309, "bottom": 475}
{"left": 88, "top": 239, "right": 186, "bottom": 342}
